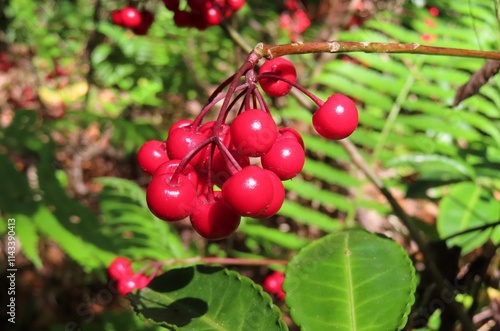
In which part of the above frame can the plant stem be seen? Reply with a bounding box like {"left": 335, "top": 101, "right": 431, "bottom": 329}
{"left": 260, "top": 41, "right": 500, "bottom": 61}
{"left": 161, "top": 256, "right": 288, "bottom": 267}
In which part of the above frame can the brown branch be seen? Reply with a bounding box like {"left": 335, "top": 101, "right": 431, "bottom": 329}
{"left": 453, "top": 60, "right": 500, "bottom": 106}
{"left": 257, "top": 41, "right": 500, "bottom": 61}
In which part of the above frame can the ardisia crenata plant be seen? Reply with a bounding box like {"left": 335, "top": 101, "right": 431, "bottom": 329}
{"left": 109, "top": 40, "right": 500, "bottom": 331}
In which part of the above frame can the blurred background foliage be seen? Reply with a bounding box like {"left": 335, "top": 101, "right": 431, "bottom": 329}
{"left": 0, "top": 0, "right": 499, "bottom": 330}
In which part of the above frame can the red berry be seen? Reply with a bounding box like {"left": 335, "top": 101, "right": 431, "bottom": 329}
{"left": 263, "top": 271, "right": 285, "bottom": 300}
{"left": 146, "top": 173, "right": 197, "bottom": 221}
{"left": 259, "top": 58, "right": 297, "bottom": 97}
{"left": 277, "top": 127, "right": 304, "bottom": 149}
{"left": 257, "top": 170, "right": 285, "bottom": 219}
{"left": 261, "top": 138, "right": 304, "bottom": 180}
{"left": 169, "top": 119, "right": 193, "bottom": 136}
{"left": 429, "top": 7, "right": 439, "bottom": 17}
{"left": 166, "top": 127, "right": 207, "bottom": 166}
{"left": 154, "top": 159, "right": 199, "bottom": 187}
{"left": 227, "top": 0, "right": 246, "bottom": 11}
{"left": 190, "top": 193, "right": 241, "bottom": 240}
{"left": 205, "top": 7, "right": 222, "bottom": 26}
{"left": 137, "top": 140, "right": 170, "bottom": 175}
{"left": 163, "top": 0, "right": 180, "bottom": 11}
{"left": 222, "top": 166, "right": 274, "bottom": 217}
{"left": 117, "top": 274, "right": 150, "bottom": 295}
{"left": 108, "top": 257, "right": 133, "bottom": 281}
{"left": 211, "top": 146, "right": 250, "bottom": 187}
{"left": 120, "top": 7, "right": 142, "bottom": 28}
{"left": 111, "top": 10, "right": 124, "bottom": 26}
{"left": 132, "top": 10, "right": 155, "bottom": 35}
{"left": 230, "top": 110, "right": 278, "bottom": 157}
{"left": 133, "top": 274, "right": 151, "bottom": 289}
{"left": 312, "top": 94, "right": 358, "bottom": 140}
{"left": 173, "top": 10, "right": 193, "bottom": 27}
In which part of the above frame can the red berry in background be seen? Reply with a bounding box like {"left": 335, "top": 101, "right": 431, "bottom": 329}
{"left": 257, "top": 170, "right": 285, "bottom": 219}
{"left": 133, "top": 10, "right": 155, "bottom": 35}
{"left": 230, "top": 109, "right": 278, "bottom": 157}
{"left": 108, "top": 257, "right": 133, "bottom": 281}
{"left": 261, "top": 138, "right": 305, "bottom": 180}
{"left": 111, "top": 10, "right": 124, "bottom": 26}
{"left": 312, "top": 94, "right": 359, "bottom": 140}
{"left": 173, "top": 10, "right": 193, "bottom": 27}
{"left": 166, "top": 127, "right": 207, "bottom": 166}
{"left": 137, "top": 140, "right": 170, "bottom": 175}
{"left": 259, "top": 58, "right": 297, "bottom": 97}
{"left": 120, "top": 7, "right": 142, "bottom": 28}
{"left": 163, "top": 0, "right": 180, "bottom": 11}
{"left": 428, "top": 6, "right": 439, "bottom": 17}
{"left": 227, "top": 0, "right": 246, "bottom": 11}
{"left": 132, "top": 273, "right": 151, "bottom": 289}
{"left": 205, "top": 7, "right": 222, "bottom": 26}
{"left": 222, "top": 166, "right": 274, "bottom": 217}
{"left": 146, "top": 173, "right": 197, "bottom": 221}
{"left": 154, "top": 159, "right": 199, "bottom": 187}
{"left": 190, "top": 193, "right": 241, "bottom": 240}
{"left": 263, "top": 271, "right": 285, "bottom": 300}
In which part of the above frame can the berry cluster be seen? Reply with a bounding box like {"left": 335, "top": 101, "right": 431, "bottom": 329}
{"left": 164, "top": 0, "right": 246, "bottom": 30}
{"left": 263, "top": 271, "right": 285, "bottom": 300}
{"left": 138, "top": 55, "right": 358, "bottom": 240}
{"left": 279, "top": 0, "right": 311, "bottom": 41}
{"left": 112, "top": 6, "right": 155, "bottom": 35}
{"left": 108, "top": 257, "right": 152, "bottom": 295}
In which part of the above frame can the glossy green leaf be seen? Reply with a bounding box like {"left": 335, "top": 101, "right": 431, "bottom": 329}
{"left": 131, "top": 265, "right": 287, "bottom": 331}
{"left": 437, "top": 182, "right": 500, "bottom": 253}
{"left": 284, "top": 230, "right": 416, "bottom": 331}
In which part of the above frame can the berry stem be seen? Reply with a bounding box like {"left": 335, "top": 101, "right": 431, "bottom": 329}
{"left": 252, "top": 87, "right": 269, "bottom": 113}
{"left": 160, "top": 256, "right": 288, "bottom": 267}
{"left": 256, "top": 73, "right": 324, "bottom": 106}
{"left": 215, "top": 139, "right": 242, "bottom": 175}
{"left": 171, "top": 137, "right": 215, "bottom": 183}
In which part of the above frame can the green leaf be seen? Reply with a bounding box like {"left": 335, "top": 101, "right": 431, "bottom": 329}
{"left": 385, "top": 154, "right": 476, "bottom": 181}
{"left": 437, "top": 182, "right": 500, "bottom": 254}
{"left": 14, "top": 215, "right": 43, "bottom": 269}
{"left": 131, "top": 265, "right": 287, "bottom": 331}
{"left": 284, "top": 230, "right": 416, "bottom": 331}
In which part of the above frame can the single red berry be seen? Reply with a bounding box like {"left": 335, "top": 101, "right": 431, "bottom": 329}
{"left": 205, "top": 7, "right": 222, "bottom": 26}
{"left": 166, "top": 126, "right": 207, "bottom": 166}
{"left": 154, "top": 159, "right": 199, "bottom": 187}
{"left": 230, "top": 109, "right": 278, "bottom": 157}
{"left": 190, "top": 193, "right": 241, "bottom": 240}
{"left": 120, "top": 7, "right": 142, "bottom": 28}
{"left": 133, "top": 273, "right": 151, "bottom": 289}
{"left": 257, "top": 170, "right": 285, "bottom": 219}
{"left": 169, "top": 119, "right": 193, "bottom": 136}
{"left": 137, "top": 140, "right": 170, "bottom": 175}
{"left": 173, "top": 10, "right": 193, "bottom": 27}
{"left": 227, "top": 0, "right": 246, "bottom": 11}
{"left": 263, "top": 271, "right": 285, "bottom": 300}
{"left": 277, "top": 127, "right": 304, "bottom": 149}
{"left": 261, "top": 138, "right": 305, "bottom": 180}
{"left": 222, "top": 166, "right": 274, "bottom": 217}
{"left": 428, "top": 6, "right": 439, "bottom": 17}
{"left": 163, "top": 0, "right": 180, "bottom": 11}
{"left": 111, "top": 10, "right": 124, "bottom": 26}
{"left": 108, "top": 257, "right": 133, "bottom": 281}
{"left": 132, "top": 10, "right": 155, "bottom": 35}
{"left": 312, "top": 94, "right": 358, "bottom": 140}
{"left": 117, "top": 273, "right": 150, "bottom": 295}
{"left": 258, "top": 58, "right": 297, "bottom": 97}
{"left": 146, "top": 173, "right": 196, "bottom": 221}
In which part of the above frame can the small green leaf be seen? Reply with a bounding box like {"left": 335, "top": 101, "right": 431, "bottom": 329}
{"left": 437, "top": 182, "right": 500, "bottom": 253}
{"left": 284, "top": 230, "right": 416, "bottom": 331}
{"left": 131, "top": 265, "right": 287, "bottom": 331}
